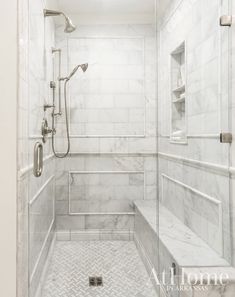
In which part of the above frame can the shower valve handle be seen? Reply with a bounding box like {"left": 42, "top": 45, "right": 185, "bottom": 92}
{"left": 41, "top": 118, "right": 56, "bottom": 143}
{"left": 44, "top": 104, "right": 55, "bottom": 111}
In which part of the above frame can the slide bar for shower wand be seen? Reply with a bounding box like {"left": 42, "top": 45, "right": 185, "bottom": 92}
{"left": 52, "top": 48, "right": 62, "bottom": 115}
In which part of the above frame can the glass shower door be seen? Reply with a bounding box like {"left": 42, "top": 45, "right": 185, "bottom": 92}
{"left": 157, "top": 0, "right": 232, "bottom": 295}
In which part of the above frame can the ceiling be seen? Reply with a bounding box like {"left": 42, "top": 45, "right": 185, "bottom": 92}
{"left": 46, "top": 0, "right": 171, "bottom": 25}
{"left": 58, "top": 0, "right": 154, "bottom": 15}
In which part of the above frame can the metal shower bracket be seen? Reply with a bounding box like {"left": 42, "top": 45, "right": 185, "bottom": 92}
{"left": 220, "top": 15, "right": 234, "bottom": 26}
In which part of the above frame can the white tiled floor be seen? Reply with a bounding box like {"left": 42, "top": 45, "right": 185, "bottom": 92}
{"left": 42, "top": 241, "right": 157, "bottom": 297}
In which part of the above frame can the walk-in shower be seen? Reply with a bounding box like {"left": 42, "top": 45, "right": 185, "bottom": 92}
{"left": 16, "top": 0, "right": 235, "bottom": 297}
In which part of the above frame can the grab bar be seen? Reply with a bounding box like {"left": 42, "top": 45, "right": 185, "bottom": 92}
{"left": 33, "top": 142, "right": 43, "bottom": 177}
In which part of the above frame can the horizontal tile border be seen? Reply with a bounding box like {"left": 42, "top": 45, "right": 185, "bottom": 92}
{"left": 159, "top": 152, "right": 232, "bottom": 177}
{"left": 56, "top": 229, "right": 134, "bottom": 241}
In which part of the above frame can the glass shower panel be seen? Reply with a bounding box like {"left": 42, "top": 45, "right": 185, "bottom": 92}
{"left": 28, "top": 1, "right": 56, "bottom": 296}
{"left": 27, "top": 1, "right": 158, "bottom": 296}
{"left": 157, "top": 0, "right": 231, "bottom": 295}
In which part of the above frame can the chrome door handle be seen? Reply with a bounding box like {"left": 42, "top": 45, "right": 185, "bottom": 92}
{"left": 33, "top": 142, "right": 43, "bottom": 177}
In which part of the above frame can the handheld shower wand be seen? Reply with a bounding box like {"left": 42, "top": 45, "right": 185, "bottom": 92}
{"left": 51, "top": 63, "right": 89, "bottom": 158}
{"left": 60, "top": 64, "right": 89, "bottom": 81}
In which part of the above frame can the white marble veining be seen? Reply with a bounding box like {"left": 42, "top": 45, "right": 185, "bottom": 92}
{"left": 158, "top": 155, "right": 231, "bottom": 263}
{"left": 134, "top": 200, "right": 229, "bottom": 267}
{"left": 55, "top": 23, "right": 156, "bottom": 153}
{"left": 16, "top": 0, "right": 235, "bottom": 296}
{"left": 55, "top": 155, "right": 156, "bottom": 231}
{"left": 69, "top": 172, "right": 144, "bottom": 213}
{"left": 157, "top": 0, "right": 233, "bottom": 268}
{"left": 54, "top": 23, "right": 157, "bottom": 234}
{"left": 182, "top": 267, "right": 235, "bottom": 297}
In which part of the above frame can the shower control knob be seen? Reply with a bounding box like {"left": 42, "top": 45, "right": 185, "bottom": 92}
{"left": 41, "top": 118, "right": 55, "bottom": 143}
{"left": 50, "top": 81, "right": 56, "bottom": 88}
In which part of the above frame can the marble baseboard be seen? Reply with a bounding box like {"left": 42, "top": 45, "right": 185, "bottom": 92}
{"left": 56, "top": 229, "right": 134, "bottom": 241}
{"left": 134, "top": 233, "right": 165, "bottom": 297}
{"left": 134, "top": 233, "right": 157, "bottom": 279}
{"left": 34, "top": 234, "right": 56, "bottom": 297}
{"left": 56, "top": 214, "right": 135, "bottom": 231}
{"left": 30, "top": 224, "right": 55, "bottom": 297}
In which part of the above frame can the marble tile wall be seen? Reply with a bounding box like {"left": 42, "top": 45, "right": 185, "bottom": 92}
{"left": 54, "top": 24, "right": 156, "bottom": 153}
{"left": 54, "top": 24, "right": 157, "bottom": 232}
{"left": 159, "top": 156, "right": 231, "bottom": 261}
{"left": 69, "top": 172, "right": 144, "bottom": 213}
{"left": 18, "top": 0, "right": 56, "bottom": 297}
{"left": 55, "top": 154, "right": 157, "bottom": 231}
{"left": 157, "top": 0, "right": 233, "bottom": 265}
{"left": 158, "top": 0, "right": 229, "bottom": 164}
{"left": 68, "top": 37, "right": 145, "bottom": 137}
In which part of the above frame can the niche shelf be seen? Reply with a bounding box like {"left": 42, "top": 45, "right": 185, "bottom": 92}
{"left": 170, "top": 42, "right": 187, "bottom": 144}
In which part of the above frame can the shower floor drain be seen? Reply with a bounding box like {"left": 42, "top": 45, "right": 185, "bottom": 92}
{"left": 89, "top": 276, "right": 103, "bottom": 287}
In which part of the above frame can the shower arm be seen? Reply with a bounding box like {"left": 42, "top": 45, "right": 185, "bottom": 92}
{"left": 44, "top": 9, "right": 66, "bottom": 19}
{"left": 52, "top": 48, "right": 62, "bottom": 116}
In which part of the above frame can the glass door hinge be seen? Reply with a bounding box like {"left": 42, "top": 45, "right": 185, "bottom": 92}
{"left": 220, "top": 15, "right": 233, "bottom": 26}
{"left": 220, "top": 133, "right": 232, "bottom": 143}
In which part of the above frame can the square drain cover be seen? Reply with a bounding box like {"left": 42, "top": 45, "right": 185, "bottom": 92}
{"left": 89, "top": 276, "right": 103, "bottom": 287}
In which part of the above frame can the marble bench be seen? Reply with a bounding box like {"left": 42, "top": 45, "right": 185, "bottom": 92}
{"left": 134, "top": 200, "right": 235, "bottom": 297}
{"left": 134, "top": 200, "right": 229, "bottom": 267}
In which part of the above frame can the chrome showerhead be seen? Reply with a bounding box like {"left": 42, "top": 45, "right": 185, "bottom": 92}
{"left": 60, "top": 63, "right": 89, "bottom": 81}
{"left": 80, "top": 63, "right": 89, "bottom": 73}
{"left": 67, "top": 64, "right": 89, "bottom": 79}
{"left": 64, "top": 16, "right": 76, "bottom": 33}
{"left": 44, "top": 9, "right": 76, "bottom": 33}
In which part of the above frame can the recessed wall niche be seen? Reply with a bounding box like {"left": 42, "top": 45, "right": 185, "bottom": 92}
{"left": 170, "top": 42, "right": 187, "bottom": 144}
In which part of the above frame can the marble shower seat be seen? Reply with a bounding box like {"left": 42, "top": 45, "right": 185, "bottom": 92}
{"left": 134, "top": 200, "right": 229, "bottom": 267}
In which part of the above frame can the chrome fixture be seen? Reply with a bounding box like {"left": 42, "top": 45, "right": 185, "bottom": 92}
{"left": 41, "top": 118, "right": 55, "bottom": 143}
{"left": 33, "top": 142, "right": 43, "bottom": 177}
{"left": 44, "top": 103, "right": 55, "bottom": 112}
{"left": 171, "top": 263, "right": 177, "bottom": 276}
{"left": 43, "top": 9, "right": 76, "bottom": 33}
{"left": 220, "top": 133, "right": 232, "bottom": 144}
{"left": 220, "top": 15, "right": 233, "bottom": 26}
{"left": 50, "top": 63, "right": 89, "bottom": 158}
{"left": 89, "top": 277, "right": 103, "bottom": 287}
{"left": 52, "top": 49, "right": 62, "bottom": 115}
{"left": 60, "top": 63, "right": 89, "bottom": 81}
